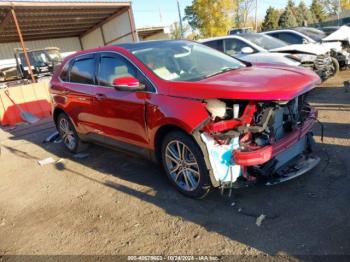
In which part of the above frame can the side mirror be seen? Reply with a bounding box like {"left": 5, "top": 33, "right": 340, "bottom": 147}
{"left": 241, "top": 47, "right": 254, "bottom": 54}
{"left": 302, "top": 38, "right": 309, "bottom": 44}
{"left": 112, "top": 76, "right": 145, "bottom": 91}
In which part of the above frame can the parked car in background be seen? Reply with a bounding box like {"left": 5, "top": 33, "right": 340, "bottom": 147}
{"left": 228, "top": 27, "right": 254, "bottom": 35}
{"left": 321, "top": 26, "right": 340, "bottom": 36}
{"left": 200, "top": 33, "right": 336, "bottom": 81}
{"left": 14, "top": 47, "right": 62, "bottom": 80}
{"left": 50, "top": 40, "right": 321, "bottom": 198}
{"left": 263, "top": 27, "right": 350, "bottom": 69}
{"left": 0, "top": 66, "right": 19, "bottom": 82}
{"left": 322, "top": 25, "right": 350, "bottom": 68}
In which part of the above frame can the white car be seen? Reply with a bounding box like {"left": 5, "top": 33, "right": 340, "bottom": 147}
{"left": 263, "top": 27, "right": 349, "bottom": 69}
{"left": 200, "top": 33, "right": 336, "bottom": 81}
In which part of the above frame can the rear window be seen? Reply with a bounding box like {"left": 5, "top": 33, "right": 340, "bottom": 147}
{"left": 70, "top": 58, "right": 95, "bottom": 84}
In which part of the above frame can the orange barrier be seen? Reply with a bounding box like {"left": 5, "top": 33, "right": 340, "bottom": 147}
{"left": 0, "top": 80, "right": 52, "bottom": 126}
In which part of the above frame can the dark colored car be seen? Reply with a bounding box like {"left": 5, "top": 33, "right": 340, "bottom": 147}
{"left": 228, "top": 27, "right": 254, "bottom": 35}
{"left": 15, "top": 48, "right": 62, "bottom": 80}
{"left": 50, "top": 40, "right": 321, "bottom": 199}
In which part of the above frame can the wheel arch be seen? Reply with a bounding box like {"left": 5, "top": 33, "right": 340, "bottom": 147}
{"left": 53, "top": 107, "right": 79, "bottom": 132}
{"left": 53, "top": 107, "right": 66, "bottom": 126}
{"left": 153, "top": 124, "right": 190, "bottom": 162}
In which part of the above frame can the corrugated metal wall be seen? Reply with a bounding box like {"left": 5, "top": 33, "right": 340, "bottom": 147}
{"left": 102, "top": 12, "right": 132, "bottom": 44}
{"left": 80, "top": 11, "right": 135, "bottom": 49}
{"left": 80, "top": 28, "right": 105, "bottom": 50}
{"left": 0, "top": 37, "right": 81, "bottom": 67}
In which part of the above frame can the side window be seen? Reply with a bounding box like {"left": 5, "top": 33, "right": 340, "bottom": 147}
{"left": 59, "top": 62, "right": 69, "bottom": 82}
{"left": 97, "top": 55, "right": 137, "bottom": 88}
{"left": 97, "top": 54, "right": 152, "bottom": 91}
{"left": 204, "top": 40, "right": 224, "bottom": 52}
{"left": 70, "top": 57, "right": 95, "bottom": 84}
{"left": 224, "top": 39, "right": 252, "bottom": 56}
{"left": 277, "top": 32, "right": 303, "bottom": 45}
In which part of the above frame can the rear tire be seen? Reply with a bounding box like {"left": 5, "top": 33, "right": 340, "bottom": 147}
{"left": 56, "top": 113, "right": 87, "bottom": 154}
{"left": 161, "top": 131, "right": 212, "bottom": 199}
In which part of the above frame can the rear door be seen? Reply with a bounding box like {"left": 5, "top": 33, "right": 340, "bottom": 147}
{"left": 92, "top": 52, "right": 152, "bottom": 148}
{"left": 63, "top": 54, "right": 96, "bottom": 134}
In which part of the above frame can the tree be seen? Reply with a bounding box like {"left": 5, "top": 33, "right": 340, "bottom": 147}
{"left": 296, "top": 1, "right": 313, "bottom": 26}
{"left": 279, "top": 5, "right": 298, "bottom": 28}
{"left": 319, "top": 0, "right": 350, "bottom": 16}
{"left": 310, "top": 0, "right": 326, "bottom": 24}
{"left": 261, "top": 7, "right": 280, "bottom": 31}
{"left": 170, "top": 22, "right": 191, "bottom": 40}
{"left": 170, "top": 22, "right": 182, "bottom": 39}
{"left": 184, "top": 0, "right": 235, "bottom": 37}
{"left": 287, "top": 0, "right": 297, "bottom": 14}
{"left": 342, "top": 0, "right": 350, "bottom": 10}
{"left": 235, "top": 0, "right": 256, "bottom": 28}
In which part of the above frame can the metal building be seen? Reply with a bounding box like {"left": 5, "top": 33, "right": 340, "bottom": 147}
{"left": 0, "top": 0, "right": 137, "bottom": 75}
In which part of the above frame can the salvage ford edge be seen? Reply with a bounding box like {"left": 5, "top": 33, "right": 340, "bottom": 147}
{"left": 50, "top": 40, "right": 321, "bottom": 199}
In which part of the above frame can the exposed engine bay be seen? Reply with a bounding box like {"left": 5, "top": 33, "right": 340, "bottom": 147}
{"left": 200, "top": 94, "right": 320, "bottom": 189}
{"left": 331, "top": 41, "right": 350, "bottom": 68}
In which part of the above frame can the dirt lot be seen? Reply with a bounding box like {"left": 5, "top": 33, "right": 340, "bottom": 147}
{"left": 0, "top": 70, "right": 349, "bottom": 259}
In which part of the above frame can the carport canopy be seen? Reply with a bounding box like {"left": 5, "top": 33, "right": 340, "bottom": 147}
{"left": 0, "top": 0, "right": 136, "bottom": 82}
{"left": 0, "top": 0, "right": 135, "bottom": 43}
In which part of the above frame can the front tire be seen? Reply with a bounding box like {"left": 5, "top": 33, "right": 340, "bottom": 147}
{"left": 161, "top": 131, "right": 212, "bottom": 199}
{"left": 331, "top": 57, "right": 340, "bottom": 76}
{"left": 57, "top": 113, "right": 87, "bottom": 154}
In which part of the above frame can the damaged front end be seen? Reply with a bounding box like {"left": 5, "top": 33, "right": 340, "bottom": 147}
{"left": 330, "top": 43, "right": 350, "bottom": 68}
{"left": 196, "top": 95, "right": 320, "bottom": 189}
{"left": 301, "top": 53, "right": 335, "bottom": 80}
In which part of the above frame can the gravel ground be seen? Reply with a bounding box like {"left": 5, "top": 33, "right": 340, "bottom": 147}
{"left": 0, "top": 71, "right": 349, "bottom": 260}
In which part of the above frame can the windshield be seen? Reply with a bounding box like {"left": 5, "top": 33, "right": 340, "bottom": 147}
{"left": 19, "top": 51, "right": 50, "bottom": 67}
{"left": 242, "top": 34, "right": 287, "bottom": 50}
{"left": 131, "top": 41, "right": 245, "bottom": 82}
{"left": 294, "top": 27, "right": 326, "bottom": 42}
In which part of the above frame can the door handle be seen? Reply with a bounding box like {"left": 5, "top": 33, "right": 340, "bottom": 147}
{"left": 61, "top": 90, "right": 70, "bottom": 95}
{"left": 95, "top": 93, "right": 106, "bottom": 100}
{"left": 78, "top": 97, "right": 89, "bottom": 101}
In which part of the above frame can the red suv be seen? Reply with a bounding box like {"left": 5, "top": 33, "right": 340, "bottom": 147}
{"left": 50, "top": 40, "right": 321, "bottom": 198}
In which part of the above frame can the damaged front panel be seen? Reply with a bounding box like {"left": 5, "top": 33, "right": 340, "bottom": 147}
{"left": 198, "top": 94, "right": 319, "bottom": 188}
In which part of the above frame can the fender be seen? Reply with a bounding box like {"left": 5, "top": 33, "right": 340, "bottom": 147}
{"left": 146, "top": 95, "right": 209, "bottom": 150}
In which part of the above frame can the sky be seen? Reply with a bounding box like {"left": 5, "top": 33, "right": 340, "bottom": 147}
{"left": 132, "top": 0, "right": 313, "bottom": 28}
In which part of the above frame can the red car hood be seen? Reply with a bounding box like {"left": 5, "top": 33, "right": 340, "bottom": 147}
{"left": 166, "top": 64, "right": 321, "bottom": 101}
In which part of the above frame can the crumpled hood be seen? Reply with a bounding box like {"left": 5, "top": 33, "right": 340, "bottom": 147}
{"left": 271, "top": 43, "right": 330, "bottom": 55}
{"left": 323, "top": 25, "right": 350, "bottom": 43}
{"left": 167, "top": 64, "right": 321, "bottom": 101}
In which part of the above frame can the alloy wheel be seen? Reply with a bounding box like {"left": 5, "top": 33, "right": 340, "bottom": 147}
{"left": 59, "top": 118, "right": 76, "bottom": 151}
{"left": 165, "top": 140, "right": 200, "bottom": 191}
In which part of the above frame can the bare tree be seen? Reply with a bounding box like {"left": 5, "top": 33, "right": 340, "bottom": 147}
{"left": 319, "top": 0, "right": 339, "bottom": 15}
{"left": 236, "top": 0, "right": 256, "bottom": 28}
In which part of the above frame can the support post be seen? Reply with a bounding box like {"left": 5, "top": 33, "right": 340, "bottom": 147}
{"left": 11, "top": 8, "right": 36, "bottom": 83}
{"left": 177, "top": 0, "right": 184, "bottom": 39}
{"left": 128, "top": 5, "right": 137, "bottom": 42}
{"left": 255, "top": 0, "right": 258, "bottom": 31}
